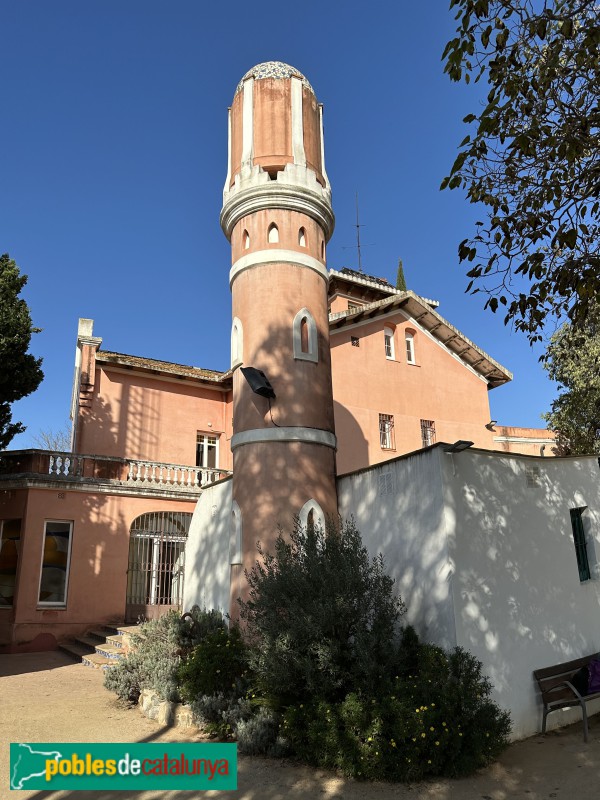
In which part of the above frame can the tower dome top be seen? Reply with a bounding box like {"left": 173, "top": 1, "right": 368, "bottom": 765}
{"left": 235, "top": 61, "right": 314, "bottom": 95}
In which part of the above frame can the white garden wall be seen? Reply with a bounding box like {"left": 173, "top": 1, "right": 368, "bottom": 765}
{"left": 183, "top": 477, "right": 232, "bottom": 615}
{"left": 338, "top": 446, "right": 600, "bottom": 739}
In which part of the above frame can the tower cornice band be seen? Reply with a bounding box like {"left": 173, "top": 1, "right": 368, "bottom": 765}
{"left": 231, "top": 427, "right": 337, "bottom": 451}
{"left": 220, "top": 183, "right": 335, "bottom": 242}
{"left": 230, "top": 249, "right": 328, "bottom": 287}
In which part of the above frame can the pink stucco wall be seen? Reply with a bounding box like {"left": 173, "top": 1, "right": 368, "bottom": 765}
{"left": 76, "top": 365, "right": 233, "bottom": 471}
{"left": 0, "top": 487, "right": 196, "bottom": 651}
{"left": 331, "top": 312, "right": 498, "bottom": 474}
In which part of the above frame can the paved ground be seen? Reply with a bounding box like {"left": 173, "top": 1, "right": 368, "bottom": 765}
{"left": 2, "top": 650, "right": 600, "bottom": 799}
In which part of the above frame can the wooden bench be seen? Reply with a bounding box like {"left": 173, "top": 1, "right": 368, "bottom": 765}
{"left": 534, "top": 654, "right": 600, "bottom": 742}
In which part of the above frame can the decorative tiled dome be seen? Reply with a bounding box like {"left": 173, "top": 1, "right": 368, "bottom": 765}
{"left": 235, "top": 61, "right": 314, "bottom": 94}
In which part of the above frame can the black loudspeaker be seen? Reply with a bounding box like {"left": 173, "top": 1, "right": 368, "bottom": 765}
{"left": 240, "top": 366, "right": 276, "bottom": 399}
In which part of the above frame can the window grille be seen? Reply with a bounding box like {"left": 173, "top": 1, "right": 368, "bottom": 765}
{"left": 420, "top": 419, "right": 436, "bottom": 448}
{"left": 379, "top": 414, "right": 395, "bottom": 450}
{"left": 378, "top": 472, "right": 394, "bottom": 495}
{"left": 526, "top": 466, "right": 541, "bottom": 488}
{"left": 570, "top": 507, "right": 591, "bottom": 582}
{"left": 351, "top": 336, "right": 360, "bottom": 347}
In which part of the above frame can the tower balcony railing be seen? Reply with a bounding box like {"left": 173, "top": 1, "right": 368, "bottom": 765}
{"left": 0, "top": 449, "right": 231, "bottom": 493}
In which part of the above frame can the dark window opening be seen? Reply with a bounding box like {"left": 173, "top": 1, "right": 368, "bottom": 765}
{"left": 570, "top": 507, "right": 591, "bottom": 582}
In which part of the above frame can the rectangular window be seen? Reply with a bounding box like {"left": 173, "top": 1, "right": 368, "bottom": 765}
{"left": 196, "top": 433, "right": 219, "bottom": 470}
{"left": 351, "top": 336, "right": 360, "bottom": 347}
{"left": 38, "top": 520, "right": 73, "bottom": 606}
{"left": 0, "top": 519, "right": 21, "bottom": 607}
{"left": 570, "top": 507, "right": 591, "bottom": 582}
{"left": 420, "top": 419, "right": 436, "bottom": 448}
{"left": 384, "top": 331, "right": 394, "bottom": 359}
{"left": 379, "top": 414, "right": 395, "bottom": 450}
{"left": 406, "top": 334, "right": 416, "bottom": 364}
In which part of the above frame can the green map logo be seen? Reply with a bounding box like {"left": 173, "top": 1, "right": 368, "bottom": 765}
{"left": 10, "top": 743, "right": 237, "bottom": 790}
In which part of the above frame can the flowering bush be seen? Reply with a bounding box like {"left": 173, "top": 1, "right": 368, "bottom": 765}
{"left": 282, "top": 634, "right": 511, "bottom": 781}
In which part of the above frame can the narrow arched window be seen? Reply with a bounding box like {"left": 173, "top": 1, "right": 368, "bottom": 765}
{"left": 298, "top": 227, "right": 306, "bottom": 247}
{"left": 243, "top": 229, "right": 250, "bottom": 250}
{"left": 268, "top": 223, "right": 279, "bottom": 244}
{"left": 384, "top": 327, "right": 395, "bottom": 360}
{"left": 293, "top": 308, "right": 318, "bottom": 363}
{"left": 300, "top": 317, "right": 309, "bottom": 353}
{"left": 406, "top": 331, "right": 416, "bottom": 364}
{"left": 321, "top": 240, "right": 325, "bottom": 259}
{"left": 299, "top": 499, "right": 325, "bottom": 531}
{"left": 231, "top": 317, "right": 243, "bottom": 367}
{"left": 230, "top": 501, "right": 242, "bottom": 565}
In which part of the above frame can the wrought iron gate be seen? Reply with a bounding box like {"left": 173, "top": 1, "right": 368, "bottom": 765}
{"left": 126, "top": 511, "right": 192, "bottom": 622}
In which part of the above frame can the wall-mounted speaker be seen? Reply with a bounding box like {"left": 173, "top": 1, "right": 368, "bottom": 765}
{"left": 240, "top": 366, "right": 276, "bottom": 399}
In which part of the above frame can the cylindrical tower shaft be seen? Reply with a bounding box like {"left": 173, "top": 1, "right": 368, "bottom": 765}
{"left": 221, "top": 62, "right": 338, "bottom": 612}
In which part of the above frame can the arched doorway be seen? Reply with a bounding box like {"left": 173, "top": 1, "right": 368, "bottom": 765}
{"left": 126, "top": 511, "right": 192, "bottom": 622}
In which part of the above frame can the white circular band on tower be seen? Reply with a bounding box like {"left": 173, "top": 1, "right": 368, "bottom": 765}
{"left": 231, "top": 427, "right": 337, "bottom": 451}
{"left": 220, "top": 184, "right": 335, "bottom": 241}
{"left": 230, "top": 250, "right": 328, "bottom": 286}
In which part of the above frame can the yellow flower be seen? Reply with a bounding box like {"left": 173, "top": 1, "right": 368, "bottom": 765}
{"left": 459, "top": 732, "right": 463, "bottom": 737}
{"left": 421, "top": 733, "right": 426, "bottom": 738}
{"left": 412, "top": 738, "right": 416, "bottom": 742}
{"left": 435, "top": 741, "right": 440, "bottom": 746}
{"left": 431, "top": 703, "right": 435, "bottom": 707}
{"left": 415, "top": 708, "right": 420, "bottom": 713}
{"left": 442, "top": 722, "right": 446, "bottom": 727}
{"left": 428, "top": 759, "right": 432, "bottom": 764}
{"left": 430, "top": 726, "right": 434, "bottom": 731}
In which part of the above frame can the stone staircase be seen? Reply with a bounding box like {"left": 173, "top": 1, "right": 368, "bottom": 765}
{"left": 59, "top": 624, "right": 141, "bottom": 669}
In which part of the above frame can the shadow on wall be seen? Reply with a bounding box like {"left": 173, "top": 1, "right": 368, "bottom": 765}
{"left": 452, "top": 453, "right": 600, "bottom": 698}
{"left": 338, "top": 449, "right": 454, "bottom": 648}
{"left": 333, "top": 400, "right": 368, "bottom": 476}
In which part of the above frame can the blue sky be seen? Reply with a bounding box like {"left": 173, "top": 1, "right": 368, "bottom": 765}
{"left": 2, "top": 0, "right": 556, "bottom": 448}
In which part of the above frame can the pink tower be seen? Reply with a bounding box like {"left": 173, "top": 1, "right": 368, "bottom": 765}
{"left": 220, "top": 62, "right": 338, "bottom": 606}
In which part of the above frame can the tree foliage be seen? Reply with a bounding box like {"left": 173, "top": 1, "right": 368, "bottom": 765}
{"left": 442, "top": 0, "right": 600, "bottom": 343}
{"left": 0, "top": 254, "right": 44, "bottom": 449}
{"left": 542, "top": 301, "right": 600, "bottom": 454}
{"left": 396, "top": 258, "right": 407, "bottom": 291}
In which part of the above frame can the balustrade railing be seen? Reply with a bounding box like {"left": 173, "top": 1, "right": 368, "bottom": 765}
{"left": 126, "top": 460, "right": 227, "bottom": 489}
{"left": 0, "top": 449, "right": 230, "bottom": 491}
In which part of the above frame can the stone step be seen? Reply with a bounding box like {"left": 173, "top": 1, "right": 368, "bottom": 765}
{"left": 59, "top": 641, "right": 96, "bottom": 660}
{"left": 94, "top": 643, "right": 125, "bottom": 660}
{"left": 82, "top": 652, "right": 118, "bottom": 670}
{"left": 87, "top": 626, "right": 119, "bottom": 641}
{"left": 115, "top": 624, "right": 143, "bottom": 637}
{"left": 105, "top": 634, "right": 125, "bottom": 649}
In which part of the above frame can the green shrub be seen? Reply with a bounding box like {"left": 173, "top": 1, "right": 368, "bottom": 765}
{"left": 178, "top": 625, "right": 248, "bottom": 701}
{"left": 239, "top": 517, "right": 406, "bottom": 707}
{"left": 235, "top": 707, "right": 289, "bottom": 757}
{"left": 282, "top": 636, "right": 511, "bottom": 781}
{"left": 104, "top": 606, "right": 227, "bottom": 703}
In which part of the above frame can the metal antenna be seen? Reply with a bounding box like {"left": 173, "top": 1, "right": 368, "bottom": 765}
{"left": 355, "top": 192, "right": 363, "bottom": 273}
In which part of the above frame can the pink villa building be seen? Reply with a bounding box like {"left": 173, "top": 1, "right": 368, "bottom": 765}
{"left": 0, "top": 62, "right": 555, "bottom": 652}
